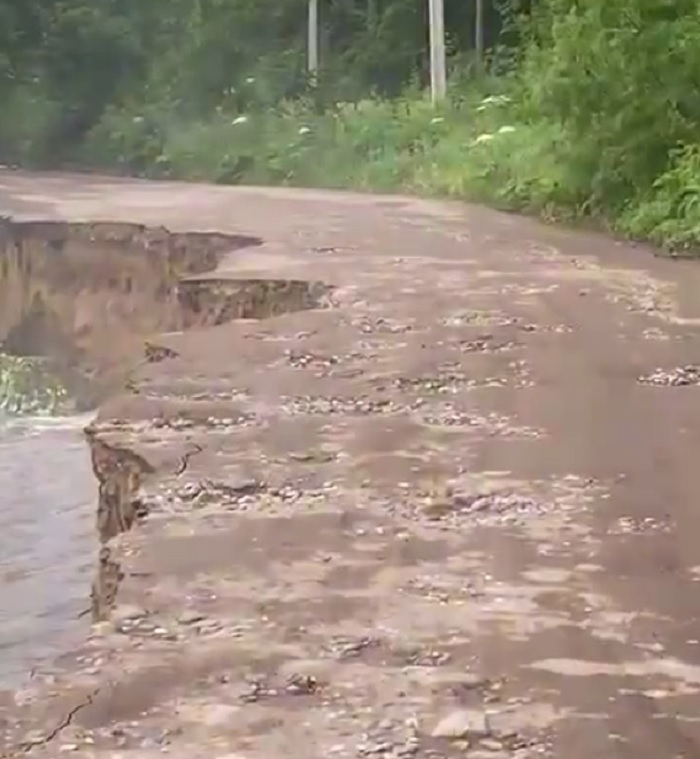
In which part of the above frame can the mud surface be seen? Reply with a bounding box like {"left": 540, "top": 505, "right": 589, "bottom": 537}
{"left": 3, "top": 171, "right": 700, "bottom": 758}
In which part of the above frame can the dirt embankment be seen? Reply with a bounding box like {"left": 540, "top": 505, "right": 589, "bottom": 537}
{"left": 0, "top": 218, "right": 333, "bottom": 622}
{"left": 0, "top": 220, "right": 259, "bottom": 404}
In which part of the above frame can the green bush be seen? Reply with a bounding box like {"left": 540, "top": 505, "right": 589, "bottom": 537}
{"left": 0, "top": 354, "right": 70, "bottom": 416}
{"left": 619, "top": 145, "right": 700, "bottom": 251}
{"left": 516, "top": 0, "right": 700, "bottom": 214}
{"left": 0, "top": 85, "right": 64, "bottom": 166}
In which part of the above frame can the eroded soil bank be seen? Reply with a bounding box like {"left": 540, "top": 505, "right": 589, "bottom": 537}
{"left": 0, "top": 219, "right": 252, "bottom": 405}
{"left": 0, "top": 218, "right": 333, "bottom": 407}
{"left": 0, "top": 214, "right": 335, "bottom": 622}
{"left": 3, "top": 172, "right": 700, "bottom": 759}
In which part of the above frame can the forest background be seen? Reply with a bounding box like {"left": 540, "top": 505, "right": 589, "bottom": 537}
{"left": 2, "top": 0, "right": 700, "bottom": 250}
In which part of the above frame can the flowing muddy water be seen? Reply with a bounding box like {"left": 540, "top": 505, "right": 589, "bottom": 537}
{"left": 0, "top": 414, "right": 96, "bottom": 686}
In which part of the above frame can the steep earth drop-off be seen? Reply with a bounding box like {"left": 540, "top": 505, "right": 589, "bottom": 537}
{"left": 0, "top": 218, "right": 333, "bottom": 620}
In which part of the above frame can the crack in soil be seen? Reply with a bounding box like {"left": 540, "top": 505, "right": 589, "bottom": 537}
{"left": 15, "top": 689, "right": 99, "bottom": 754}
{"left": 173, "top": 442, "right": 205, "bottom": 476}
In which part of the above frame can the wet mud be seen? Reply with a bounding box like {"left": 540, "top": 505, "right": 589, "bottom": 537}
{"left": 2, "top": 172, "right": 700, "bottom": 759}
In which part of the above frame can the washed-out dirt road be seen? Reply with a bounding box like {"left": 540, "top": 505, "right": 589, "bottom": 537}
{"left": 2, "top": 170, "right": 700, "bottom": 759}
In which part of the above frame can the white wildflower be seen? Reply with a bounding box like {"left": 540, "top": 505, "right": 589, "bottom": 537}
{"left": 430, "top": 116, "right": 445, "bottom": 124}
{"left": 483, "top": 94, "right": 511, "bottom": 106}
{"left": 473, "top": 133, "right": 495, "bottom": 144}
{"left": 298, "top": 125, "right": 311, "bottom": 135}
{"left": 476, "top": 94, "right": 512, "bottom": 112}
{"left": 497, "top": 125, "right": 516, "bottom": 134}
{"left": 232, "top": 115, "right": 248, "bottom": 125}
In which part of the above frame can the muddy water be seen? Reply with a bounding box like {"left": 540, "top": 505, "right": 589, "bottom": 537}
{"left": 0, "top": 415, "right": 96, "bottom": 686}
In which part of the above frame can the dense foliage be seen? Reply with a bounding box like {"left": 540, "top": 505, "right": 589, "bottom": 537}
{"left": 0, "top": 354, "right": 69, "bottom": 415}
{"left": 2, "top": 0, "right": 700, "bottom": 250}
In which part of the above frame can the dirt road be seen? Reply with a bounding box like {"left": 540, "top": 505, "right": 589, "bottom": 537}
{"left": 2, "top": 170, "right": 700, "bottom": 759}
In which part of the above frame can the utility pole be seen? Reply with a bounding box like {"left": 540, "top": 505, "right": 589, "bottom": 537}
{"left": 367, "top": 0, "right": 378, "bottom": 31}
{"left": 308, "top": 0, "right": 319, "bottom": 84}
{"left": 475, "top": 0, "right": 484, "bottom": 71}
{"left": 428, "top": 0, "right": 447, "bottom": 102}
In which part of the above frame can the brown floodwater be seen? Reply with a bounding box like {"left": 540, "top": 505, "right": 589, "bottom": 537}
{"left": 0, "top": 414, "right": 96, "bottom": 686}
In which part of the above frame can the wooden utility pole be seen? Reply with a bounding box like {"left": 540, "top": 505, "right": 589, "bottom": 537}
{"left": 428, "top": 0, "right": 446, "bottom": 102}
{"left": 308, "top": 0, "right": 319, "bottom": 84}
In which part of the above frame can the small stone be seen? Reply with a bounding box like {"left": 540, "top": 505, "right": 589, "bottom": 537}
{"left": 278, "top": 658, "right": 333, "bottom": 685}
{"left": 431, "top": 709, "right": 491, "bottom": 739}
{"left": 178, "top": 610, "right": 206, "bottom": 625}
{"left": 112, "top": 604, "right": 147, "bottom": 624}
{"left": 459, "top": 673, "right": 489, "bottom": 689}
{"left": 22, "top": 730, "right": 46, "bottom": 746}
{"left": 285, "top": 674, "right": 319, "bottom": 695}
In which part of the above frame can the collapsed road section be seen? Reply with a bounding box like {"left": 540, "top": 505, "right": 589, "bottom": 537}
{"left": 0, "top": 214, "right": 335, "bottom": 623}
{"left": 0, "top": 218, "right": 331, "bottom": 407}
{"left": 2, "top": 172, "right": 700, "bottom": 759}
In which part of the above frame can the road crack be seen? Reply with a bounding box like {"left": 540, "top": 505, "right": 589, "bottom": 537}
{"left": 15, "top": 688, "right": 99, "bottom": 754}
{"left": 174, "top": 443, "right": 204, "bottom": 475}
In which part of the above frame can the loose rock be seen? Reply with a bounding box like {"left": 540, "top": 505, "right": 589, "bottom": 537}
{"left": 430, "top": 708, "right": 491, "bottom": 739}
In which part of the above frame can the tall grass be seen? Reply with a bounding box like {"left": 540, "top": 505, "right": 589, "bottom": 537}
{"left": 77, "top": 82, "right": 700, "bottom": 253}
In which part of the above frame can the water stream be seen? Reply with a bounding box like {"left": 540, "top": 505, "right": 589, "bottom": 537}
{"left": 0, "top": 372, "right": 96, "bottom": 686}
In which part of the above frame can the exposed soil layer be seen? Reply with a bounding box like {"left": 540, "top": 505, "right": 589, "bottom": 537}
{"left": 0, "top": 219, "right": 332, "bottom": 407}
{"left": 3, "top": 172, "right": 700, "bottom": 759}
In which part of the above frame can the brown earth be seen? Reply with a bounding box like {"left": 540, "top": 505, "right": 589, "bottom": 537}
{"left": 2, "top": 169, "right": 700, "bottom": 759}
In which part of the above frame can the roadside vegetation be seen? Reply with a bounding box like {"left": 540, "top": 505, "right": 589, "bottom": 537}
{"left": 2, "top": 0, "right": 700, "bottom": 251}
{"left": 0, "top": 355, "right": 69, "bottom": 415}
